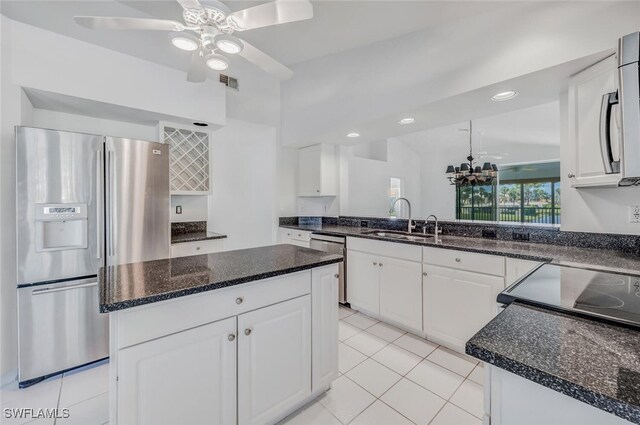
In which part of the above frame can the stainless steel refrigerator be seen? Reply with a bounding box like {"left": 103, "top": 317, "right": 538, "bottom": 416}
{"left": 16, "top": 126, "right": 170, "bottom": 387}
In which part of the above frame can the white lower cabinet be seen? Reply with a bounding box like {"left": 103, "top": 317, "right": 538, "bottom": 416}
{"left": 117, "top": 316, "right": 237, "bottom": 425}
{"left": 346, "top": 250, "right": 381, "bottom": 314}
{"left": 379, "top": 257, "right": 423, "bottom": 331}
{"left": 171, "top": 239, "right": 225, "bottom": 258}
{"left": 312, "top": 268, "right": 339, "bottom": 391}
{"left": 505, "top": 258, "right": 542, "bottom": 286}
{"left": 111, "top": 266, "right": 339, "bottom": 425}
{"left": 238, "top": 295, "right": 312, "bottom": 425}
{"left": 423, "top": 264, "right": 504, "bottom": 352}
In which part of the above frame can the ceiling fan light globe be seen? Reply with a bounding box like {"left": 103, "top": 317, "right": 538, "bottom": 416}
{"left": 215, "top": 35, "right": 244, "bottom": 54}
{"left": 169, "top": 31, "right": 199, "bottom": 51}
{"left": 205, "top": 53, "right": 229, "bottom": 70}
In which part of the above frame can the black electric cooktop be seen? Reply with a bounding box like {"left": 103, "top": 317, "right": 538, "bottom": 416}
{"left": 498, "top": 264, "right": 640, "bottom": 328}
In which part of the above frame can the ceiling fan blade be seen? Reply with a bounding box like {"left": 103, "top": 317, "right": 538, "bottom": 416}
{"left": 227, "top": 0, "right": 313, "bottom": 31}
{"left": 187, "top": 50, "right": 207, "bottom": 83}
{"left": 239, "top": 41, "right": 293, "bottom": 80}
{"left": 74, "top": 16, "right": 185, "bottom": 31}
{"left": 176, "top": 0, "right": 202, "bottom": 10}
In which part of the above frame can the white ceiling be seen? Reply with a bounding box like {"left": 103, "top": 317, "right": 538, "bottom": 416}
{"left": 0, "top": 0, "right": 506, "bottom": 74}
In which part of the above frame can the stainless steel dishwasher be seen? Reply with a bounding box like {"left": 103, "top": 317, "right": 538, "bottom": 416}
{"left": 309, "top": 234, "right": 347, "bottom": 304}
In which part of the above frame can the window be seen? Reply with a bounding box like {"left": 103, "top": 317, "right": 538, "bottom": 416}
{"left": 456, "top": 161, "right": 561, "bottom": 225}
{"left": 389, "top": 177, "right": 405, "bottom": 218}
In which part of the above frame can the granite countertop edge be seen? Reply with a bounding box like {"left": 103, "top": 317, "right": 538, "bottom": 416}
{"left": 170, "top": 232, "right": 228, "bottom": 244}
{"left": 280, "top": 225, "right": 640, "bottom": 274}
{"left": 465, "top": 340, "right": 640, "bottom": 424}
{"left": 99, "top": 256, "right": 343, "bottom": 313}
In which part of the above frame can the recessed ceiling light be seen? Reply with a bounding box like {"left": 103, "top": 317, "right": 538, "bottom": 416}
{"left": 398, "top": 117, "right": 415, "bottom": 125}
{"left": 169, "top": 32, "right": 199, "bottom": 51}
{"left": 491, "top": 91, "right": 518, "bottom": 101}
{"left": 205, "top": 54, "right": 229, "bottom": 71}
{"left": 346, "top": 132, "right": 360, "bottom": 138}
{"left": 215, "top": 35, "right": 244, "bottom": 54}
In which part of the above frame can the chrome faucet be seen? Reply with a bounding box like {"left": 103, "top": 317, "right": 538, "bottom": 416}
{"left": 424, "top": 215, "right": 440, "bottom": 243}
{"left": 392, "top": 197, "right": 415, "bottom": 233}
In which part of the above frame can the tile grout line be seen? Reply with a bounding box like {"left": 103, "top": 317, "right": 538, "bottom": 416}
{"left": 338, "top": 314, "right": 483, "bottom": 424}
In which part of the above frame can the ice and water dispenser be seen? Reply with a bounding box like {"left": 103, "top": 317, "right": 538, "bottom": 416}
{"left": 34, "top": 203, "right": 88, "bottom": 252}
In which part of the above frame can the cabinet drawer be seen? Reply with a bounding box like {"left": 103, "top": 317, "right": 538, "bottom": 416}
{"left": 291, "top": 230, "right": 312, "bottom": 243}
{"left": 422, "top": 247, "right": 505, "bottom": 276}
{"left": 347, "top": 237, "right": 422, "bottom": 262}
{"left": 171, "top": 239, "right": 224, "bottom": 258}
{"left": 114, "top": 271, "right": 311, "bottom": 349}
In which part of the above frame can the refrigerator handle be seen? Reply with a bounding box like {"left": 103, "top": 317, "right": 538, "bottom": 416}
{"left": 107, "top": 149, "right": 116, "bottom": 257}
{"left": 96, "top": 149, "right": 103, "bottom": 260}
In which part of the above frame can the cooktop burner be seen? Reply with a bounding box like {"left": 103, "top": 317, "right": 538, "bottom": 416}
{"left": 498, "top": 264, "right": 640, "bottom": 328}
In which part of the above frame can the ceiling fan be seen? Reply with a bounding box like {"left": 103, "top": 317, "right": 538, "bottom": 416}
{"left": 74, "top": 0, "right": 313, "bottom": 82}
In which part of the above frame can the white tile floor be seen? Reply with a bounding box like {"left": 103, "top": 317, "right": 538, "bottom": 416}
{"left": 281, "top": 306, "right": 484, "bottom": 425}
{"left": 0, "top": 360, "right": 109, "bottom": 425}
{"left": 0, "top": 307, "right": 483, "bottom": 425}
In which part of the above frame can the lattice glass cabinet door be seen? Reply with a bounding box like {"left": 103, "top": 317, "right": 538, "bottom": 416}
{"left": 163, "top": 125, "right": 210, "bottom": 194}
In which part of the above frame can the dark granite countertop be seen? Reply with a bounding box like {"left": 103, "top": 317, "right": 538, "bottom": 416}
{"left": 171, "top": 231, "right": 227, "bottom": 244}
{"left": 99, "top": 244, "right": 343, "bottom": 313}
{"left": 280, "top": 224, "right": 640, "bottom": 274}
{"left": 466, "top": 303, "right": 640, "bottom": 424}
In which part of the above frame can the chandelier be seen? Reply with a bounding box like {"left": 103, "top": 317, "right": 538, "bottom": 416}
{"left": 446, "top": 121, "right": 498, "bottom": 186}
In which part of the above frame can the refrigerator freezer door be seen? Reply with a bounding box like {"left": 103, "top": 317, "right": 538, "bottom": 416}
{"left": 105, "top": 137, "right": 170, "bottom": 266}
{"left": 16, "top": 127, "right": 104, "bottom": 285}
{"left": 18, "top": 277, "right": 108, "bottom": 385}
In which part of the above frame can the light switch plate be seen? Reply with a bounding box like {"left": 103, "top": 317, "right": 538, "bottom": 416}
{"left": 629, "top": 205, "right": 640, "bottom": 223}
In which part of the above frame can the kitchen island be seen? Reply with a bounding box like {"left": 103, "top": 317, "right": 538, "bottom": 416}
{"left": 99, "top": 244, "right": 343, "bottom": 425}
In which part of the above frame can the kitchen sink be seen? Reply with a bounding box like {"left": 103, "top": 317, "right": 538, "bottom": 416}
{"left": 363, "top": 230, "right": 435, "bottom": 242}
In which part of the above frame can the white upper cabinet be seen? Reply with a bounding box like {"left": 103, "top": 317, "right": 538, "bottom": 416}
{"left": 298, "top": 144, "right": 337, "bottom": 196}
{"left": 568, "top": 55, "right": 621, "bottom": 187}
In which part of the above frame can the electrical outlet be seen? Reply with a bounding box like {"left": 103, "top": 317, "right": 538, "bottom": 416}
{"left": 176, "top": 206, "right": 182, "bottom": 214}
{"left": 482, "top": 228, "right": 497, "bottom": 239}
{"left": 360, "top": 220, "right": 369, "bottom": 228}
{"left": 512, "top": 231, "right": 530, "bottom": 241}
{"left": 629, "top": 205, "right": 640, "bottom": 223}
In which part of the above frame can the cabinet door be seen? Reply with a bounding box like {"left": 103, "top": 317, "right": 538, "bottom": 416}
{"left": 312, "top": 265, "right": 339, "bottom": 392}
{"left": 299, "top": 145, "right": 322, "bottom": 196}
{"left": 117, "top": 317, "right": 237, "bottom": 425}
{"left": 278, "top": 227, "right": 292, "bottom": 244}
{"left": 423, "top": 265, "right": 504, "bottom": 353}
{"left": 346, "top": 250, "right": 380, "bottom": 314}
{"left": 568, "top": 55, "right": 620, "bottom": 187}
{"left": 238, "top": 295, "right": 312, "bottom": 425}
{"left": 379, "top": 256, "right": 423, "bottom": 331}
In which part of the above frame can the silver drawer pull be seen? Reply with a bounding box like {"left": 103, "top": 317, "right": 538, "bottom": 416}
{"left": 334, "top": 274, "right": 340, "bottom": 278}
{"left": 379, "top": 263, "right": 383, "bottom": 267}
{"left": 228, "top": 334, "right": 236, "bottom": 341}
{"left": 244, "top": 328, "right": 252, "bottom": 336}
{"left": 455, "top": 258, "right": 461, "bottom": 262}
{"left": 373, "top": 262, "right": 378, "bottom": 266}
{"left": 196, "top": 246, "right": 201, "bottom": 250}
{"left": 422, "top": 272, "right": 428, "bottom": 276}
{"left": 32, "top": 282, "right": 98, "bottom": 295}
{"left": 236, "top": 297, "right": 244, "bottom": 305}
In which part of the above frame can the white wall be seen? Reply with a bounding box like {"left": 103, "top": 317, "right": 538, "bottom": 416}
{"left": 30, "top": 109, "right": 158, "bottom": 141}
{"left": 340, "top": 138, "right": 422, "bottom": 218}
{"left": 208, "top": 119, "right": 278, "bottom": 250}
